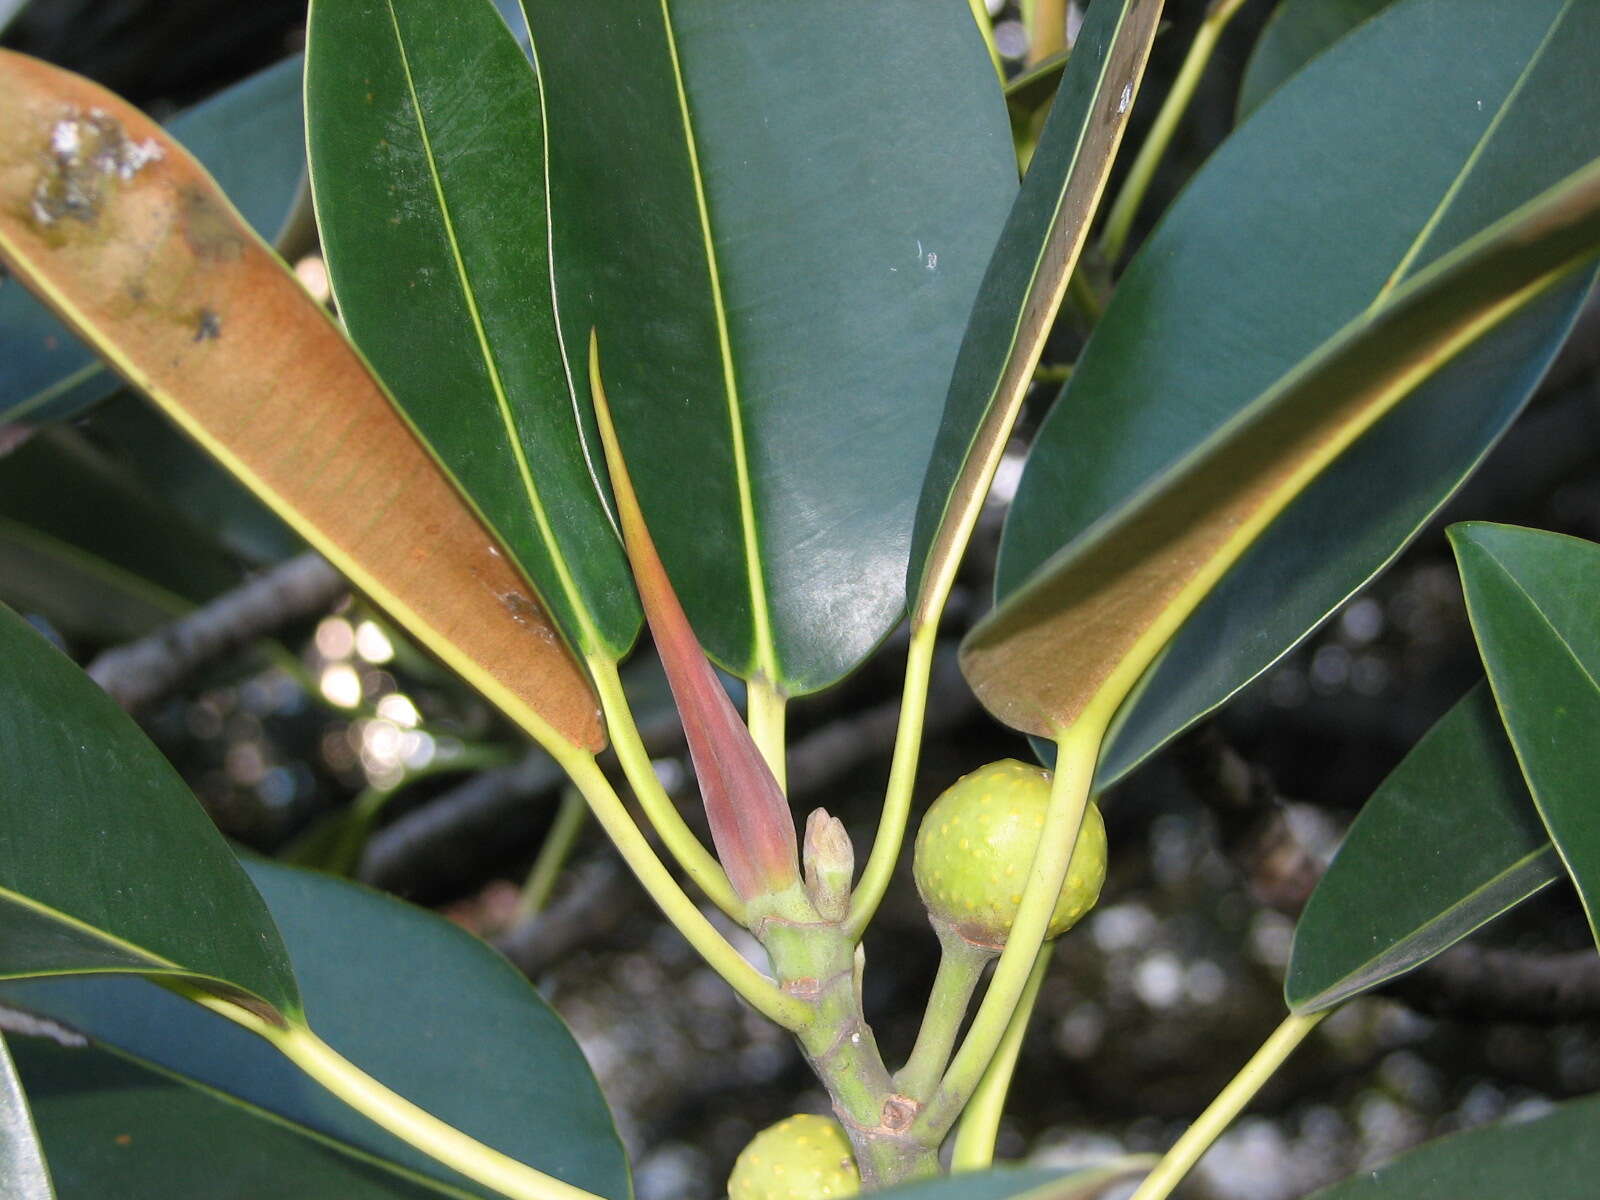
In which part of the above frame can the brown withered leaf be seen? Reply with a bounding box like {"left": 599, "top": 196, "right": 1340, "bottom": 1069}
{"left": 0, "top": 51, "right": 602, "bottom": 751}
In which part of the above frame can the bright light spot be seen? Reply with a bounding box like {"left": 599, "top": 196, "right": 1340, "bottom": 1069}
{"left": 652, "top": 757, "right": 686, "bottom": 793}
{"left": 319, "top": 663, "right": 363, "bottom": 708}
{"left": 1249, "top": 911, "right": 1294, "bottom": 969}
{"left": 355, "top": 620, "right": 395, "bottom": 664}
{"left": 994, "top": 18, "right": 1026, "bottom": 58}
{"left": 362, "top": 718, "right": 403, "bottom": 765}
{"left": 988, "top": 449, "right": 1027, "bottom": 506}
{"left": 1340, "top": 597, "right": 1384, "bottom": 643}
{"left": 295, "top": 254, "right": 331, "bottom": 304}
{"left": 1133, "top": 951, "right": 1184, "bottom": 1008}
{"left": 404, "top": 730, "right": 437, "bottom": 769}
{"left": 1090, "top": 902, "right": 1156, "bottom": 952}
{"left": 315, "top": 617, "right": 355, "bottom": 660}
{"left": 376, "top": 692, "right": 420, "bottom": 728}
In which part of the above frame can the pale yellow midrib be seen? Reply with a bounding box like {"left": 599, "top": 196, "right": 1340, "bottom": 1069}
{"left": 1370, "top": 0, "right": 1574, "bottom": 308}
{"left": 658, "top": 0, "right": 777, "bottom": 681}
{"left": 383, "top": 0, "right": 603, "bottom": 658}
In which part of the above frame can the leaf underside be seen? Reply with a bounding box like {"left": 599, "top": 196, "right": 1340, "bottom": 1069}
{"left": 0, "top": 49, "right": 604, "bottom": 751}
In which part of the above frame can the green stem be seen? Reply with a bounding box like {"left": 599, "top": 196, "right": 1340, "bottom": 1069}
{"left": 967, "top": 0, "right": 1006, "bottom": 85}
{"left": 949, "top": 945, "right": 1049, "bottom": 1171}
{"left": 911, "top": 722, "right": 1101, "bottom": 1142}
{"left": 1027, "top": 0, "right": 1069, "bottom": 65}
{"left": 1126, "top": 1010, "right": 1328, "bottom": 1200}
{"left": 549, "top": 745, "right": 810, "bottom": 1029}
{"left": 515, "top": 785, "right": 587, "bottom": 923}
{"left": 183, "top": 993, "right": 600, "bottom": 1200}
{"left": 746, "top": 676, "right": 788, "bottom": 793}
{"left": 589, "top": 656, "right": 743, "bottom": 920}
{"left": 894, "top": 922, "right": 993, "bottom": 1102}
{"left": 846, "top": 618, "right": 938, "bottom": 939}
{"left": 1099, "top": 0, "right": 1248, "bottom": 265}
{"left": 1066, "top": 268, "right": 1104, "bottom": 326}
{"left": 760, "top": 907, "right": 940, "bottom": 1190}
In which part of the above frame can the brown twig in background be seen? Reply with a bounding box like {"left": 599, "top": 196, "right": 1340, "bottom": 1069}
{"left": 1389, "top": 945, "right": 1600, "bottom": 1023}
{"left": 88, "top": 550, "right": 344, "bottom": 711}
{"left": 365, "top": 642, "right": 980, "bottom": 908}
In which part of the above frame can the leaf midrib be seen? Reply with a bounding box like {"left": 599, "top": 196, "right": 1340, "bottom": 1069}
{"left": 1369, "top": 0, "right": 1574, "bottom": 306}
{"left": 657, "top": 0, "right": 776, "bottom": 681}
{"left": 1291, "top": 843, "right": 1558, "bottom": 1011}
{"left": 1477, "top": 538, "right": 1600, "bottom": 700}
{"left": 382, "top": 0, "right": 603, "bottom": 656}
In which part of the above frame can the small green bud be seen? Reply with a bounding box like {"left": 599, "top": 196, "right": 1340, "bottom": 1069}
{"left": 912, "top": 758, "right": 1106, "bottom": 950}
{"left": 727, "top": 1113, "right": 859, "bottom": 1200}
{"left": 802, "top": 808, "right": 854, "bottom": 922}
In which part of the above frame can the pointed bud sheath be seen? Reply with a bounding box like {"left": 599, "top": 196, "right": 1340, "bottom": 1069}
{"left": 803, "top": 809, "right": 854, "bottom": 922}
{"left": 588, "top": 333, "right": 800, "bottom": 905}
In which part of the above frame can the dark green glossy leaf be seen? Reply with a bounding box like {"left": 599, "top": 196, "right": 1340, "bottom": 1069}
{"left": 908, "top": 0, "right": 1162, "bottom": 625}
{"left": 16, "top": 1040, "right": 445, "bottom": 1199}
{"left": 1, "top": 1033, "right": 52, "bottom": 1200}
{"left": 1236, "top": 0, "right": 1395, "bottom": 120}
{"left": 0, "top": 427, "right": 243, "bottom": 639}
{"left": 0, "top": 54, "right": 306, "bottom": 428}
{"left": 306, "top": 0, "right": 638, "bottom": 661}
{"left": 880, "top": 1163, "right": 1140, "bottom": 1199}
{"left": 1451, "top": 522, "right": 1600, "bottom": 948}
{"left": 528, "top": 0, "right": 1017, "bottom": 692}
{"left": 0, "top": 605, "right": 299, "bottom": 1016}
{"left": 0, "top": 856, "right": 630, "bottom": 1200}
{"left": 996, "top": 0, "right": 1600, "bottom": 770}
{"left": 1308, "top": 1091, "right": 1600, "bottom": 1199}
{"left": 1285, "top": 684, "right": 1559, "bottom": 1013}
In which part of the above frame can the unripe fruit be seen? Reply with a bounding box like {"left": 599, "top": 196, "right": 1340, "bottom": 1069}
{"left": 913, "top": 759, "right": 1106, "bottom": 949}
{"left": 727, "top": 1114, "right": 859, "bottom": 1200}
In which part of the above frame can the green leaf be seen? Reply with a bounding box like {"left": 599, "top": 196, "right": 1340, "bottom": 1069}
{"left": 0, "top": 604, "right": 300, "bottom": 1016}
{"left": 527, "top": 0, "right": 1017, "bottom": 692}
{"left": 0, "top": 426, "right": 244, "bottom": 640}
{"left": 1, "top": 1033, "right": 53, "bottom": 1200}
{"left": 879, "top": 1163, "right": 1144, "bottom": 1199}
{"left": 0, "top": 857, "right": 631, "bottom": 1200}
{"left": 15, "top": 1040, "right": 447, "bottom": 1198}
{"left": 1235, "top": 0, "right": 1395, "bottom": 120}
{"left": 908, "top": 0, "right": 1163, "bottom": 627}
{"left": 1285, "top": 684, "right": 1560, "bottom": 1013}
{"left": 15, "top": 1040, "right": 440, "bottom": 1199}
{"left": 305, "top": 0, "right": 639, "bottom": 661}
{"left": 0, "top": 54, "right": 306, "bottom": 429}
{"left": 1451, "top": 522, "right": 1600, "bottom": 948}
{"left": 1307, "top": 1091, "right": 1600, "bottom": 1199}
{"left": 988, "top": 0, "right": 1600, "bottom": 757}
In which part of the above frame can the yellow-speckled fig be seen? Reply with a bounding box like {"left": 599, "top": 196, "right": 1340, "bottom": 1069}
{"left": 913, "top": 758, "right": 1106, "bottom": 949}
{"left": 727, "top": 1114, "right": 860, "bottom": 1200}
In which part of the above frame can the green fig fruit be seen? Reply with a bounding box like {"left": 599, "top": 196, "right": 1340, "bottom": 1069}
{"left": 727, "top": 1113, "right": 860, "bottom": 1200}
{"left": 913, "top": 758, "right": 1106, "bottom": 950}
